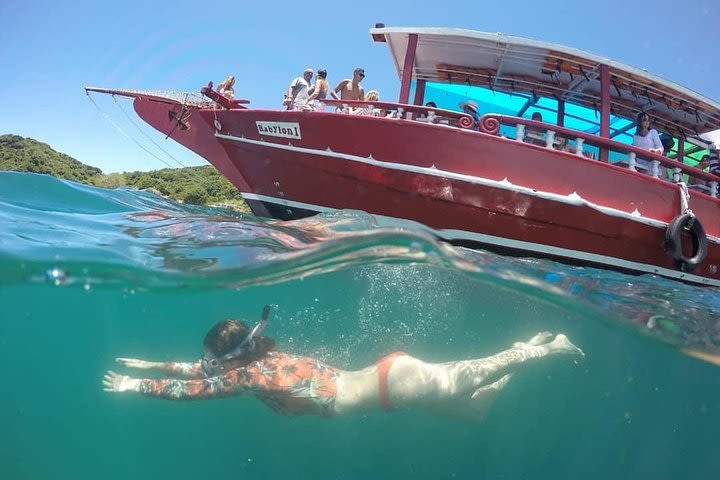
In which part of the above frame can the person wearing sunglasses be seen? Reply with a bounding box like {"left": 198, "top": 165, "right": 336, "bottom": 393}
{"left": 103, "top": 306, "right": 583, "bottom": 419}
{"left": 331, "top": 67, "right": 366, "bottom": 102}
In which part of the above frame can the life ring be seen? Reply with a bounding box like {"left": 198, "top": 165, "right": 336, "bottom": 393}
{"left": 664, "top": 213, "right": 707, "bottom": 271}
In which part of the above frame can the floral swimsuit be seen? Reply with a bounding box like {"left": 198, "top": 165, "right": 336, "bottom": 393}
{"left": 138, "top": 352, "right": 339, "bottom": 417}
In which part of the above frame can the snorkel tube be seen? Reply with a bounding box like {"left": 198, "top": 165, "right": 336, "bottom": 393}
{"left": 240, "top": 304, "right": 271, "bottom": 352}
{"left": 201, "top": 305, "right": 272, "bottom": 376}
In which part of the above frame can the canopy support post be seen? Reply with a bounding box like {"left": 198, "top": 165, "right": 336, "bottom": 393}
{"left": 517, "top": 97, "right": 537, "bottom": 117}
{"left": 557, "top": 100, "right": 565, "bottom": 127}
{"left": 599, "top": 64, "right": 611, "bottom": 162}
{"left": 399, "top": 34, "right": 418, "bottom": 104}
{"left": 677, "top": 136, "right": 685, "bottom": 164}
{"left": 413, "top": 79, "right": 426, "bottom": 105}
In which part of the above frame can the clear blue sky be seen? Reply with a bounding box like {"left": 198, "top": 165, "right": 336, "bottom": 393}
{"left": 1, "top": 0, "right": 718, "bottom": 173}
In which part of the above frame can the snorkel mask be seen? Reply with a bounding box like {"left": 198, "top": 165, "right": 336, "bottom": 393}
{"left": 201, "top": 305, "right": 271, "bottom": 377}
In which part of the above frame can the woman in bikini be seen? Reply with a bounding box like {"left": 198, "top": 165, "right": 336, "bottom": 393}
{"left": 103, "top": 306, "right": 583, "bottom": 419}
{"left": 306, "top": 68, "right": 329, "bottom": 111}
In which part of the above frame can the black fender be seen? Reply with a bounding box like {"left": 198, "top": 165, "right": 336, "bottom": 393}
{"left": 664, "top": 213, "right": 708, "bottom": 272}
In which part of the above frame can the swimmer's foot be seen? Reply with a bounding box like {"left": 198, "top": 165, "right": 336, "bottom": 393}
{"left": 547, "top": 334, "right": 585, "bottom": 358}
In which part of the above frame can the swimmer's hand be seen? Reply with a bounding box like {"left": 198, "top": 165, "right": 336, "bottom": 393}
{"left": 103, "top": 370, "right": 141, "bottom": 393}
{"left": 115, "top": 358, "right": 160, "bottom": 370}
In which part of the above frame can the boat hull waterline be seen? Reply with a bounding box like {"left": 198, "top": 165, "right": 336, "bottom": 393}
{"left": 132, "top": 97, "right": 720, "bottom": 286}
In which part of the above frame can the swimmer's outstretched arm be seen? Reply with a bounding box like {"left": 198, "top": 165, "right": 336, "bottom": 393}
{"left": 115, "top": 358, "right": 204, "bottom": 379}
{"left": 102, "top": 369, "right": 250, "bottom": 400}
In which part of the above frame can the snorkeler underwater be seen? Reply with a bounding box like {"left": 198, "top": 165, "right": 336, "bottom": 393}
{"left": 103, "top": 305, "right": 585, "bottom": 419}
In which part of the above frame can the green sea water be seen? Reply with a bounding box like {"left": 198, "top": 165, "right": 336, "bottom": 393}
{"left": 1, "top": 172, "right": 719, "bottom": 479}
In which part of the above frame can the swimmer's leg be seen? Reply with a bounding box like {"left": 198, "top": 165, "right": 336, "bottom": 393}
{"left": 470, "top": 331, "right": 553, "bottom": 399}
{"left": 442, "top": 333, "right": 583, "bottom": 397}
{"left": 383, "top": 333, "right": 581, "bottom": 413}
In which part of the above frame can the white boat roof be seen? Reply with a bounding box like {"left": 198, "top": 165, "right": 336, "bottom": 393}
{"left": 370, "top": 26, "right": 720, "bottom": 138}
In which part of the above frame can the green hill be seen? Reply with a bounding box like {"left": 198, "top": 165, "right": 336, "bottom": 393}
{"left": 0, "top": 134, "right": 249, "bottom": 211}
{"left": 0, "top": 134, "right": 102, "bottom": 183}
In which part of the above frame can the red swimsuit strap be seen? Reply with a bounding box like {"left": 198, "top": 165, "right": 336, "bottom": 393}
{"left": 377, "top": 352, "right": 407, "bottom": 412}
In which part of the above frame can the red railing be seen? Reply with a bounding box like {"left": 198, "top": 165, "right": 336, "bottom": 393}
{"left": 317, "top": 99, "right": 476, "bottom": 128}
{"left": 478, "top": 114, "right": 720, "bottom": 188}
{"left": 196, "top": 86, "right": 718, "bottom": 195}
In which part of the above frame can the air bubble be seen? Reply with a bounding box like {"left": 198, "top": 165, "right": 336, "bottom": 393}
{"left": 46, "top": 268, "right": 67, "bottom": 286}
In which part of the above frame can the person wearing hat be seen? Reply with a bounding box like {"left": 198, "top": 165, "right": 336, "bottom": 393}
{"left": 103, "top": 306, "right": 584, "bottom": 420}
{"left": 459, "top": 99, "right": 480, "bottom": 129}
{"left": 284, "top": 68, "right": 313, "bottom": 110}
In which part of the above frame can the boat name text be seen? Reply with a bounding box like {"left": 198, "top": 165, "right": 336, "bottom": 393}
{"left": 256, "top": 121, "right": 302, "bottom": 139}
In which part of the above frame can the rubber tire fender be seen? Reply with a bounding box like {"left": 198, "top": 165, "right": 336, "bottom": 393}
{"left": 664, "top": 213, "right": 708, "bottom": 271}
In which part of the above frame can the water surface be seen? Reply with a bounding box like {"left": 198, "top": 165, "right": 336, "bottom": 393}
{"left": 1, "top": 172, "right": 718, "bottom": 479}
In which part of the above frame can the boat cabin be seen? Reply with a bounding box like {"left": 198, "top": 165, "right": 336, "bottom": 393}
{"left": 321, "top": 25, "right": 720, "bottom": 194}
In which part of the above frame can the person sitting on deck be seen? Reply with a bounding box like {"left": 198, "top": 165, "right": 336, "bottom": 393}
{"left": 217, "top": 75, "right": 235, "bottom": 99}
{"left": 419, "top": 101, "right": 439, "bottom": 123}
{"left": 659, "top": 134, "right": 675, "bottom": 156}
{"left": 690, "top": 145, "right": 720, "bottom": 192}
{"left": 708, "top": 144, "right": 720, "bottom": 177}
{"left": 687, "top": 154, "right": 710, "bottom": 192}
{"left": 102, "top": 306, "right": 584, "bottom": 420}
{"left": 350, "top": 90, "right": 381, "bottom": 116}
{"left": 524, "top": 112, "right": 547, "bottom": 146}
{"left": 458, "top": 100, "right": 480, "bottom": 130}
{"left": 554, "top": 136, "right": 576, "bottom": 154}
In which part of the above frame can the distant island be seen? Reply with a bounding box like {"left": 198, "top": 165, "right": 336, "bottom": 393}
{"left": 0, "top": 134, "right": 249, "bottom": 211}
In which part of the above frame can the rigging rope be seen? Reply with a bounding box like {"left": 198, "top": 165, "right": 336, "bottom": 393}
{"left": 85, "top": 90, "right": 225, "bottom": 200}
{"left": 85, "top": 90, "right": 179, "bottom": 171}
{"left": 111, "top": 94, "right": 187, "bottom": 169}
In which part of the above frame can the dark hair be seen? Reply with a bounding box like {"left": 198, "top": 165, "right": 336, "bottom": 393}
{"left": 660, "top": 134, "right": 674, "bottom": 151}
{"left": 425, "top": 101, "right": 437, "bottom": 108}
{"left": 531, "top": 112, "right": 542, "bottom": 121}
{"left": 636, "top": 112, "right": 651, "bottom": 125}
{"left": 203, "top": 319, "right": 277, "bottom": 364}
{"left": 316, "top": 69, "right": 327, "bottom": 78}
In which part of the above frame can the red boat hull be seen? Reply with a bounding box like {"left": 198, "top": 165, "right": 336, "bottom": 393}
{"left": 133, "top": 100, "right": 720, "bottom": 286}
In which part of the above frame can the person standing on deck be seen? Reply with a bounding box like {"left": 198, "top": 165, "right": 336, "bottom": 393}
{"left": 284, "top": 68, "right": 313, "bottom": 110}
{"left": 331, "top": 68, "right": 366, "bottom": 101}
{"left": 306, "top": 68, "right": 330, "bottom": 111}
